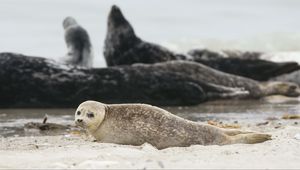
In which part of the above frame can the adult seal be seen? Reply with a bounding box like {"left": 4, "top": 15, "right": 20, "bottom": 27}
{"left": 75, "top": 100, "right": 271, "bottom": 149}
{"left": 104, "top": 5, "right": 184, "bottom": 66}
{"left": 103, "top": 5, "right": 300, "bottom": 81}
{"left": 133, "top": 61, "right": 300, "bottom": 98}
{"left": 188, "top": 49, "right": 300, "bottom": 81}
{"left": 62, "top": 16, "right": 93, "bottom": 67}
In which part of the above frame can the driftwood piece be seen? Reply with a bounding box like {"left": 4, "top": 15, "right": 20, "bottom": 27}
{"left": 24, "top": 122, "right": 71, "bottom": 131}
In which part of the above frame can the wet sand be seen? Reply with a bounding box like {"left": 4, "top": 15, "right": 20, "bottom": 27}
{"left": 1, "top": 98, "right": 300, "bottom": 169}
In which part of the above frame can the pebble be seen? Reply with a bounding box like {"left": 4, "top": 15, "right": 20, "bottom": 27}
{"left": 64, "top": 134, "right": 71, "bottom": 138}
{"left": 77, "top": 160, "right": 118, "bottom": 168}
{"left": 157, "top": 161, "right": 164, "bottom": 168}
{"left": 256, "top": 121, "right": 269, "bottom": 126}
{"left": 294, "top": 133, "right": 300, "bottom": 140}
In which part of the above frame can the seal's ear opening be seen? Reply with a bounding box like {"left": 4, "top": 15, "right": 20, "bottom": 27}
{"left": 108, "top": 5, "right": 132, "bottom": 29}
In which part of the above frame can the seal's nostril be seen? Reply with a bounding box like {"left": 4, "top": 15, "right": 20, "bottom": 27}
{"left": 77, "top": 119, "right": 83, "bottom": 123}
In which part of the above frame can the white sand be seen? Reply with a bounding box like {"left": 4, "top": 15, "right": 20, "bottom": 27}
{"left": 1, "top": 124, "right": 300, "bottom": 169}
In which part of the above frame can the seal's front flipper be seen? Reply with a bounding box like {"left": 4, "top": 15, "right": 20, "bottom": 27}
{"left": 202, "top": 82, "right": 250, "bottom": 99}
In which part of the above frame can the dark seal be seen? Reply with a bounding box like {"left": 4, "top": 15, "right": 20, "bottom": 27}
{"left": 103, "top": 5, "right": 300, "bottom": 81}
{"left": 0, "top": 53, "right": 248, "bottom": 108}
{"left": 188, "top": 49, "right": 300, "bottom": 81}
{"left": 104, "top": 5, "right": 184, "bottom": 67}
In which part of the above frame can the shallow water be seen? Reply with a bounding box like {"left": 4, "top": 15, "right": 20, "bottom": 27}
{"left": 1, "top": 99, "right": 299, "bottom": 137}
{"left": 0, "top": 109, "right": 75, "bottom": 137}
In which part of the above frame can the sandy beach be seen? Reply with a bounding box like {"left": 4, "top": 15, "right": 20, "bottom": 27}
{"left": 1, "top": 116, "right": 300, "bottom": 169}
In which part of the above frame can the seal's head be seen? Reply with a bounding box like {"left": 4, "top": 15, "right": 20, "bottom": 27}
{"left": 263, "top": 81, "right": 300, "bottom": 97}
{"left": 108, "top": 5, "right": 129, "bottom": 28}
{"left": 75, "top": 101, "right": 106, "bottom": 132}
{"left": 63, "top": 16, "right": 78, "bottom": 29}
{"left": 106, "top": 5, "right": 137, "bottom": 39}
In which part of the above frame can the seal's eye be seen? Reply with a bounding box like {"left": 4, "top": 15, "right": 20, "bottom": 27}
{"left": 77, "top": 111, "right": 81, "bottom": 115}
{"left": 290, "top": 85, "right": 297, "bottom": 90}
{"left": 87, "top": 112, "right": 94, "bottom": 118}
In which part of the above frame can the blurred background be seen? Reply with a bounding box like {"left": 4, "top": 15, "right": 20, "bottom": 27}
{"left": 1, "top": 0, "right": 300, "bottom": 67}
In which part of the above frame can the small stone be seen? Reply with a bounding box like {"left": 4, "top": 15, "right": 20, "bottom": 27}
{"left": 266, "top": 117, "right": 279, "bottom": 121}
{"left": 157, "top": 161, "right": 164, "bottom": 168}
{"left": 256, "top": 121, "right": 269, "bottom": 126}
{"left": 64, "top": 134, "right": 71, "bottom": 138}
{"left": 295, "top": 133, "right": 300, "bottom": 140}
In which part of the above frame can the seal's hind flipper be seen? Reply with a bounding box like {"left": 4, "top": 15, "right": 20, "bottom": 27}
{"left": 223, "top": 129, "right": 253, "bottom": 136}
{"left": 231, "top": 133, "right": 272, "bottom": 144}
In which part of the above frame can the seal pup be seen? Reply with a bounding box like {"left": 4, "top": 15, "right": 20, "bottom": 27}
{"left": 62, "top": 16, "right": 93, "bottom": 67}
{"left": 75, "top": 101, "right": 271, "bottom": 149}
{"left": 104, "top": 5, "right": 184, "bottom": 66}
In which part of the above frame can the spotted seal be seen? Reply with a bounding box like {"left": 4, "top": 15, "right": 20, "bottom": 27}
{"left": 75, "top": 100, "right": 271, "bottom": 149}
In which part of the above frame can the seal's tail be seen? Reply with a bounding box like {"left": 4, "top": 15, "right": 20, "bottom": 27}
{"left": 229, "top": 133, "right": 272, "bottom": 144}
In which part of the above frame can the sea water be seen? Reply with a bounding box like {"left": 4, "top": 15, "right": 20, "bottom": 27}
{"left": 1, "top": 100, "right": 300, "bottom": 137}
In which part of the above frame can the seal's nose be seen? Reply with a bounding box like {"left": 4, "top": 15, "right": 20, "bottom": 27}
{"left": 77, "top": 119, "right": 83, "bottom": 123}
